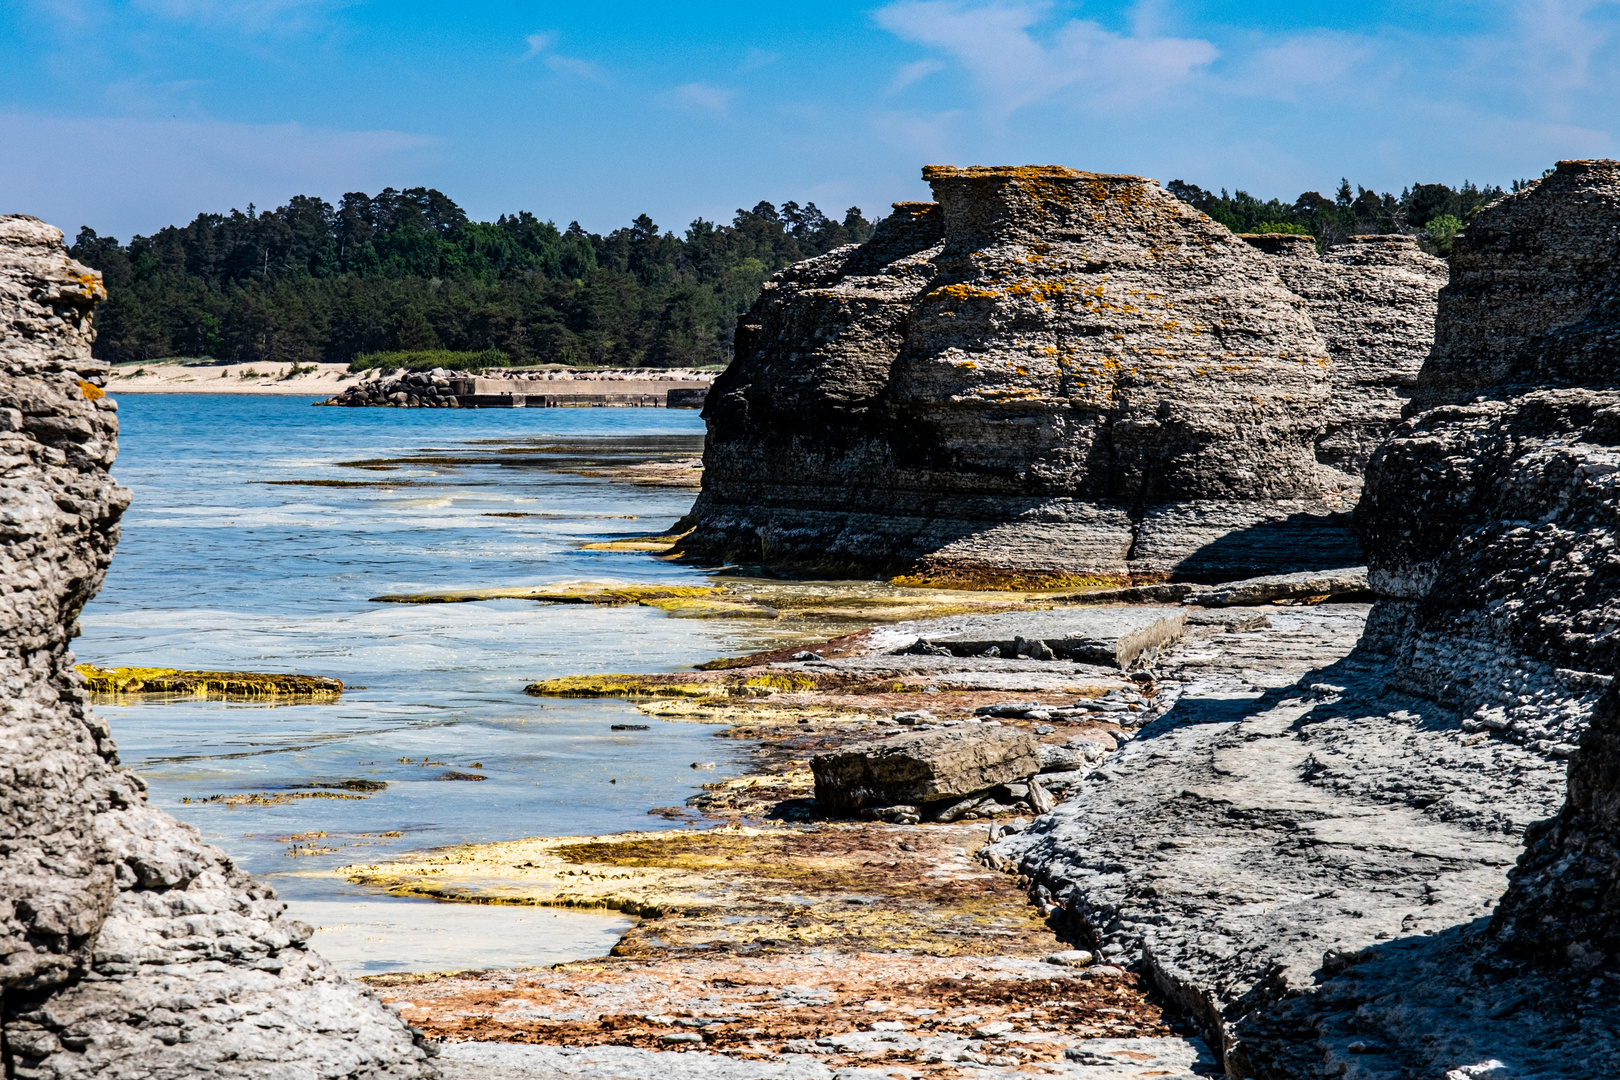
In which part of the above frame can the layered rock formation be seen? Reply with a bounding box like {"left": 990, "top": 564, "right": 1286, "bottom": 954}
{"left": 1358, "top": 160, "right": 1620, "bottom": 753}
{"left": 685, "top": 165, "right": 1365, "bottom": 585}
{"left": 1240, "top": 233, "right": 1447, "bottom": 477}
{"left": 0, "top": 216, "right": 433, "bottom": 1079}
{"left": 990, "top": 162, "right": 1620, "bottom": 1078}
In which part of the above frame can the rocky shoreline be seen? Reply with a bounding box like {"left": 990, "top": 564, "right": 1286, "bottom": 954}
{"left": 10, "top": 158, "right": 1620, "bottom": 1079}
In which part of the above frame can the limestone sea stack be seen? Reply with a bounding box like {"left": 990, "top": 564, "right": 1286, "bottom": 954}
{"left": 683, "top": 165, "right": 1366, "bottom": 586}
{"left": 1358, "top": 159, "right": 1620, "bottom": 752}
{"left": 1239, "top": 232, "right": 1447, "bottom": 477}
{"left": 0, "top": 216, "right": 434, "bottom": 1079}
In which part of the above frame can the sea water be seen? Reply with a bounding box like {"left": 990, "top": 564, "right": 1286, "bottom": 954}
{"left": 76, "top": 394, "right": 772, "bottom": 973}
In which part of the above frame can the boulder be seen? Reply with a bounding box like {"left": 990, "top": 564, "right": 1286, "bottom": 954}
{"left": 684, "top": 165, "right": 1363, "bottom": 585}
{"left": 986, "top": 162, "right": 1620, "bottom": 1077}
{"left": 0, "top": 216, "right": 433, "bottom": 1078}
{"left": 811, "top": 727, "right": 1039, "bottom": 811}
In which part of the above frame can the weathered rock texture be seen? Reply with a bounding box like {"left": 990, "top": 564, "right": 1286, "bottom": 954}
{"left": 1358, "top": 160, "right": 1620, "bottom": 753}
{"left": 0, "top": 216, "right": 434, "bottom": 1079}
{"left": 811, "top": 727, "right": 1039, "bottom": 811}
{"left": 1493, "top": 680, "right": 1620, "bottom": 968}
{"left": 1240, "top": 232, "right": 1447, "bottom": 477}
{"left": 686, "top": 165, "right": 1367, "bottom": 585}
{"left": 991, "top": 163, "right": 1620, "bottom": 1078}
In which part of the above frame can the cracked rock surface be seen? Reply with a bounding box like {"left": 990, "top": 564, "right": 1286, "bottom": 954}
{"left": 0, "top": 215, "right": 434, "bottom": 1079}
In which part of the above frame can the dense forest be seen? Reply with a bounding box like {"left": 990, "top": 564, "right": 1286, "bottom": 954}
{"left": 72, "top": 191, "right": 874, "bottom": 367}
{"left": 71, "top": 175, "right": 1512, "bottom": 368}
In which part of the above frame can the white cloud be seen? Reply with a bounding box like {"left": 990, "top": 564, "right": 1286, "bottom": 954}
{"left": 671, "top": 81, "right": 733, "bottom": 113}
{"left": 890, "top": 58, "right": 945, "bottom": 92}
{"left": 1233, "top": 32, "right": 1379, "bottom": 102}
{"left": 874, "top": 0, "right": 1217, "bottom": 117}
{"left": 522, "top": 33, "right": 553, "bottom": 60}
{"left": 0, "top": 112, "right": 436, "bottom": 238}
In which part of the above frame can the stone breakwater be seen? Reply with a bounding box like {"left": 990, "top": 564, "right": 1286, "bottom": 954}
{"left": 989, "top": 163, "right": 1620, "bottom": 1078}
{"left": 321, "top": 368, "right": 712, "bottom": 409}
{"left": 681, "top": 165, "right": 1445, "bottom": 585}
{"left": 0, "top": 216, "right": 434, "bottom": 1079}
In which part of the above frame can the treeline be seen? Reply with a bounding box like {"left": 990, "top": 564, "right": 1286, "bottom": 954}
{"left": 72, "top": 175, "right": 1514, "bottom": 368}
{"left": 71, "top": 188, "right": 874, "bottom": 367}
{"left": 1165, "top": 177, "right": 1511, "bottom": 254}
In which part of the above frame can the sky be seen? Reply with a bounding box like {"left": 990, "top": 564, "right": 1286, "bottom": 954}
{"left": 3, "top": 1, "right": 1619, "bottom": 241}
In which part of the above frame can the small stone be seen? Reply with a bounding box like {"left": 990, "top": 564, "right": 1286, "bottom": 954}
{"left": 972, "top": 1021, "right": 1014, "bottom": 1038}
{"left": 1045, "top": 949, "right": 1094, "bottom": 967}
{"left": 661, "top": 1032, "right": 702, "bottom": 1044}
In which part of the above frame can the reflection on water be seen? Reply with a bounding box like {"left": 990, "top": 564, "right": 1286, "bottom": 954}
{"left": 78, "top": 395, "right": 776, "bottom": 970}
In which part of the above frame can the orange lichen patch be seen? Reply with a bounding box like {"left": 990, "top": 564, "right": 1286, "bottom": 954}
{"left": 922, "top": 164, "right": 1147, "bottom": 184}
{"left": 932, "top": 283, "right": 1000, "bottom": 301}
{"left": 369, "top": 954, "right": 1169, "bottom": 1066}
{"left": 75, "top": 273, "right": 106, "bottom": 301}
{"left": 77, "top": 380, "right": 105, "bottom": 400}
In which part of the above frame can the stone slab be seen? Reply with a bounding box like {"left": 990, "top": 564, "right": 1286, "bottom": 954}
{"left": 914, "top": 608, "right": 1187, "bottom": 669}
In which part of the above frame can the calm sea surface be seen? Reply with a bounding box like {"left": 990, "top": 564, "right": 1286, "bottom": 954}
{"left": 77, "top": 394, "right": 770, "bottom": 972}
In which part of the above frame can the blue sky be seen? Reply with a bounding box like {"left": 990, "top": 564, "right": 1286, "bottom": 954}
{"left": 4, "top": 1, "right": 1618, "bottom": 240}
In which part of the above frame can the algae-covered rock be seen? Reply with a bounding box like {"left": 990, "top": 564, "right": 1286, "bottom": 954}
{"left": 811, "top": 727, "right": 1039, "bottom": 811}
{"left": 76, "top": 664, "right": 342, "bottom": 696}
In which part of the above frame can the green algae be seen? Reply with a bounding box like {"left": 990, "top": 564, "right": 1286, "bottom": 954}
{"left": 77, "top": 664, "right": 343, "bottom": 697}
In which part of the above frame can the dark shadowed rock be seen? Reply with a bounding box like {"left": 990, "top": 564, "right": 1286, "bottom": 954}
{"left": 1357, "top": 162, "right": 1620, "bottom": 752}
{"left": 684, "top": 165, "right": 1363, "bottom": 586}
{"left": 0, "top": 216, "right": 434, "bottom": 1079}
{"left": 1493, "top": 680, "right": 1620, "bottom": 967}
{"left": 812, "top": 727, "right": 1039, "bottom": 811}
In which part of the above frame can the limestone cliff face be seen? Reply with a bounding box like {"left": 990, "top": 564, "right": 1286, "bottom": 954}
{"left": 1358, "top": 161, "right": 1620, "bottom": 752}
{"left": 686, "top": 165, "right": 1362, "bottom": 585}
{"left": 0, "top": 216, "right": 434, "bottom": 1079}
{"left": 1240, "top": 233, "right": 1447, "bottom": 478}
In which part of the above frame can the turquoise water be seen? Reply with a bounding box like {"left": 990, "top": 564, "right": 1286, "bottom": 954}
{"left": 77, "top": 395, "right": 768, "bottom": 969}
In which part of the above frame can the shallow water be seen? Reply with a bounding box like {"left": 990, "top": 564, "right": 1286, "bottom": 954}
{"left": 78, "top": 395, "right": 776, "bottom": 971}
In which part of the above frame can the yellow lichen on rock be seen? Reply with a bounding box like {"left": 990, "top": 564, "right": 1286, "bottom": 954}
{"left": 340, "top": 822, "right": 1056, "bottom": 958}
{"left": 76, "top": 664, "right": 343, "bottom": 697}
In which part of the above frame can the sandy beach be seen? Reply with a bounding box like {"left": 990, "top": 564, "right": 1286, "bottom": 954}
{"left": 107, "top": 358, "right": 356, "bottom": 394}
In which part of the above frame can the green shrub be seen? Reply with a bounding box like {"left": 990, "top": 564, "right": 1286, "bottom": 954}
{"left": 1250, "top": 221, "right": 1313, "bottom": 235}
{"left": 349, "top": 348, "right": 510, "bottom": 374}
{"left": 1425, "top": 214, "right": 1463, "bottom": 256}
